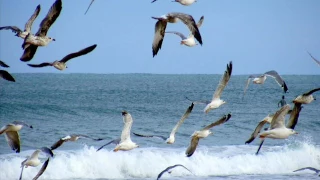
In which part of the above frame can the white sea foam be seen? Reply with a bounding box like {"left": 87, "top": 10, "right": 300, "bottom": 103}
{"left": 0, "top": 141, "right": 319, "bottom": 180}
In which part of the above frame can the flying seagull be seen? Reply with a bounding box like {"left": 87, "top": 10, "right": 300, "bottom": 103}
{"left": 243, "top": 70, "right": 288, "bottom": 98}
{"left": 20, "top": 0, "right": 62, "bottom": 62}
{"left": 0, "top": 5, "right": 40, "bottom": 39}
{"left": 186, "top": 113, "right": 231, "bottom": 157}
{"left": 307, "top": 51, "right": 320, "bottom": 66}
{"left": 293, "top": 167, "right": 320, "bottom": 176}
{"left": 0, "top": 70, "right": 15, "bottom": 82}
{"left": 152, "top": 0, "right": 197, "bottom": 6}
{"left": 27, "top": 44, "right": 97, "bottom": 70}
{"left": 157, "top": 164, "right": 192, "bottom": 180}
{"left": 293, "top": 87, "right": 320, "bottom": 104}
{"left": 152, "top": 12, "right": 203, "bottom": 57}
{"left": 85, "top": 0, "right": 95, "bottom": 15}
{"left": 97, "top": 111, "right": 138, "bottom": 152}
{"left": 186, "top": 61, "right": 232, "bottom": 114}
{"left": 166, "top": 16, "right": 204, "bottom": 47}
{"left": 19, "top": 147, "right": 54, "bottom": 180}
{"left": 245, "top": 114, "right": 274, "bottom": 144}
{"left": 133, "top": 103, "right": 194, "bottom": 144}
{"left": 51, "top": 134, "right": 104, "bottom": 150}
{"left": 0, "top": 121, "right": 33, "bottom": 153}
{"left": 256, "top": 104, "right": 299, "bottom": 155}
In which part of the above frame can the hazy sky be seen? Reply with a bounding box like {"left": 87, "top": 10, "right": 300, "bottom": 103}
{"left": 0, "top": 0, "right": 319, "bottom": 74}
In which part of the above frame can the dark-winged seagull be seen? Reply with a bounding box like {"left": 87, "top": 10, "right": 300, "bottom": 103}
{"left": 243, "top": 70, "right": 288, "bottom": 98}
{"left": 97, "top": 111, "right": 138, "bottom": 152}
{"left": 27, "top": 44, "right": 97, "bottom": 70}
{"left": 293, "top": 87, "right": 320, "bottom": 104}
{"left": 20, "top": 0, "right": 62, "bottom": 62}
{"left": 152, "top": 12, "right": 203, "bottom": 57}
{"left": 85, "top": 0, "right": 95, "bottom": 15}
{"left": 293, "top": 167, "right": 320, "bottom": 176}
{"left": 157, "top": 164, "right": 192, "bottom": 180}
{"left": 0, "top": 121, "right": 33, "bottom": 153}
{"left": 185, "top": 113, "right": 231, "bottom": 157}
{"left": 166, "top": 16, "right": 204, "bottom": 47}
{"left": 19, "top": 147, "right": 54, "bottom": 180}
{"left": 0, "top": 5, "right": 40, "bottom": 39}
{"left": 186, "top": 61, "right": 232, "bottom": 114}
{"left": 51, "top": 134, "right": 104, "bottom": 150}
{"left": 132, "top": 103, "right": 194, "bottom": 144}
{"left": 152, "top": 0, "right": 197, "bottom": 6}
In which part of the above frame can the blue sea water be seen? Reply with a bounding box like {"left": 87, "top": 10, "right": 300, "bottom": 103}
{"left": 0, "top": 74, "right": 319, "bottom": 180}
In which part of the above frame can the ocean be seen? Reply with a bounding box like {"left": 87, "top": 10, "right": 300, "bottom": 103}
{"left": 0, "top": 74, "right": 319, "bottom": 180}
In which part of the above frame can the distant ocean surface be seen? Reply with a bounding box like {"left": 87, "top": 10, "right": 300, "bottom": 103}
{"left": 0, "top": 74, "right": 319, "bottom": 180}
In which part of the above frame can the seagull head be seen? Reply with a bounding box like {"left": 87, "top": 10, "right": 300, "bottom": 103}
{"left": 122, "top": 111, "right": 128, "bottom": 116}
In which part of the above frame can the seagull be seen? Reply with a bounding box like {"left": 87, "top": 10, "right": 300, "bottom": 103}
{"left": 97, "top": 111, "right": 138, "bottom": 152}
{"left": 132, "top": 103, "right": 194, "bottom": 144}
{"left": 293, "top": 167, "right": 320, "bottom": 176}
{"left": 0, "top": 70, "right": 15, "bottom": 82}
{"left": 152, "top": 12, "right": 203, "bottom": 57}
{"left": 0, "top": 5, "right": 40, "bottom": 39}
{"left": 19, "top": 147, "right": 54, "bottom": 180}
{"left": 152, "top": 0, "right": 197, "bottom": 6}
{"left": 157, "top": 164, "right": 192, "bottom": 180}
{"left": 186, "top": 61, "right": 232, "bottom": 114}
{"left": 166, "top": 16, "right": 204, "bottom": 47}
{"left": 307, "top": 51, "right": 320, "bottom": 66}
{"left": 27, "top": 44, "right": 97, "bottom": 70}
{"left": 256, "top": 104, "right": 299, "bottom": 155}
{"left": 186, "top": 113, "right": 231, "bottom": 157}
{"left": 50, "top": 134, "right": 104, "bottom": 150}
{"left": 0, "top": 121, "right": 33, "bottom": 153}
{"left": 243, "top": 70, "right": 288, "bottom": 98}
{"left": 293, "top": 87, "right": 320, "bottom": 104}
{"left": 245, "top": 114, "right": 274, "bottom": 144}
{"left": 85, "top": 0, "right": 95, "bottom": 15}
{"left": 20, "top": 0, "right": 62, "bottom": 62}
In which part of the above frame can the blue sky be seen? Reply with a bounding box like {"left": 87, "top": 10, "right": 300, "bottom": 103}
{"left": 0, "top": 0, "right": 319, "bottom": 74}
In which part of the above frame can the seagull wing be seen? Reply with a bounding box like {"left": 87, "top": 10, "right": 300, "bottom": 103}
{"left": 242, "top": 75, "right": 256, "bottom": 98}
{"left": 169, "top": 103, "right": 194, "bottom": 137}
{"left": 84, "top": 0, "right": 94, "bottom": 15}
{"left": 59, "top": 44, "right": 97, "bottom": 63}
{"left": 212, "top": 61, "right": 233, "bottom": 100}
{"left": 165, "top": 31, "right": 187, "bottom": 40}
{"left": 0, "top": 26, "right": 22, "bottom": 34}
{"left": 5, "top": 131, "right": 20, "bottom": 153}
{"left": 303, "top": 87, "right": 320, "bottom": 96}
{"left": 132, "top": 132, "right": 167, "bottom": 141}
{"left": 245, "top": 120, "right": 268, "bottom": 144}
{"left": 20, "top": 45, "right": 39, "bottom": 62}
{"left": 50, "top": 139, "right": 67, "bottom": 150}
{"left": 24, "top": 5, "right": 41, "bottom": 32}
{"left": 157, "top": 164, "right": 192, "bottom": 180}
{"left": 286, "top": 103, "right": 303, "bottom": 130}
{"left": 307, "top": 51, "right": 320, "bottom": 66}
{"left": 270, "top": 104, "right": 291, "bottom": 129}
{"left": 185, "top": 136, "right": 200, "bottom": 157}
{"left": 185, "top": 96, "right": 210, "bottom": 105}
{"left": 152, "top": 20, "right": 167, "bottom": 57}
{"left": 27, "top": 62, "right": 53, "bottom": 68}
{"left": 35, "top": 0, "right": 62, "bottom": 36}
{"left": 40, "top": 147, "right": 54, "bottom": 157}
{"left": 202, "top": 113, "right": 232, "bottom": 130}
{"left": 19, "top": 163, "right": 25, "bottom": 180}
{"left": 293, "top": 167, "right": 320, "bottom": 173}
{"left": 32, "top": 158, "right": 49, "bottom": 180}
{"left": 151, "top": 0, "right": 158, "bottom": 3}
{"left": 120, "top": 112, "right": 134, "bottom": 142}
{"left": 0, "top": 70, "right": 15, "bottom": 82}
{"left": 96, "top": 138, "right": 121, "bottom": 152}
{"left": 264, "top": 70, "right": 288, "bottom": 93}
{"left": 196, "top": 16, "right": 204, "bottom": 28}
{"left": 72, "top": 134, "right": 104, "bottom": 141}
{"left": 168, "top": 13, "right": 202, "bottom": 45}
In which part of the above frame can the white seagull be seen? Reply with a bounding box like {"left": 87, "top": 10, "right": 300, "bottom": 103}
{"left": 27, "top": 44, "right": 97, "bottom": 71}
{"left": 166, "top": 16, "right": 204, "bottom": 47}
{"left": 19, "top": 147, "right": 54, "bottom": 180}
{"left": 0, "top": 121, "right": 33, "bottom": 153}
{"left": 293, "top": 87, "right": 320, "bottom": 104}
{"left": 185, "top": 113, "right": 231, "bottom": 157}
{"left": 152, "top": 12, "right": 203, "bottom": 57}
{"left": 20, "top": 0, "right": 62, "bottom": 62}
{"left": 51, "top": 134, "right": 104, "bottom": 150}
{"left": 132, "top": 103, "right": 194, "bottom": 144}
{"left": 97, "top": 111, "right": 138, "bottom": 152}
{"left": 0, "top": 5, "right": 40, "bottom": 39}
{"left": 152, "top": 0, "right": 197, "bottom": 6}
